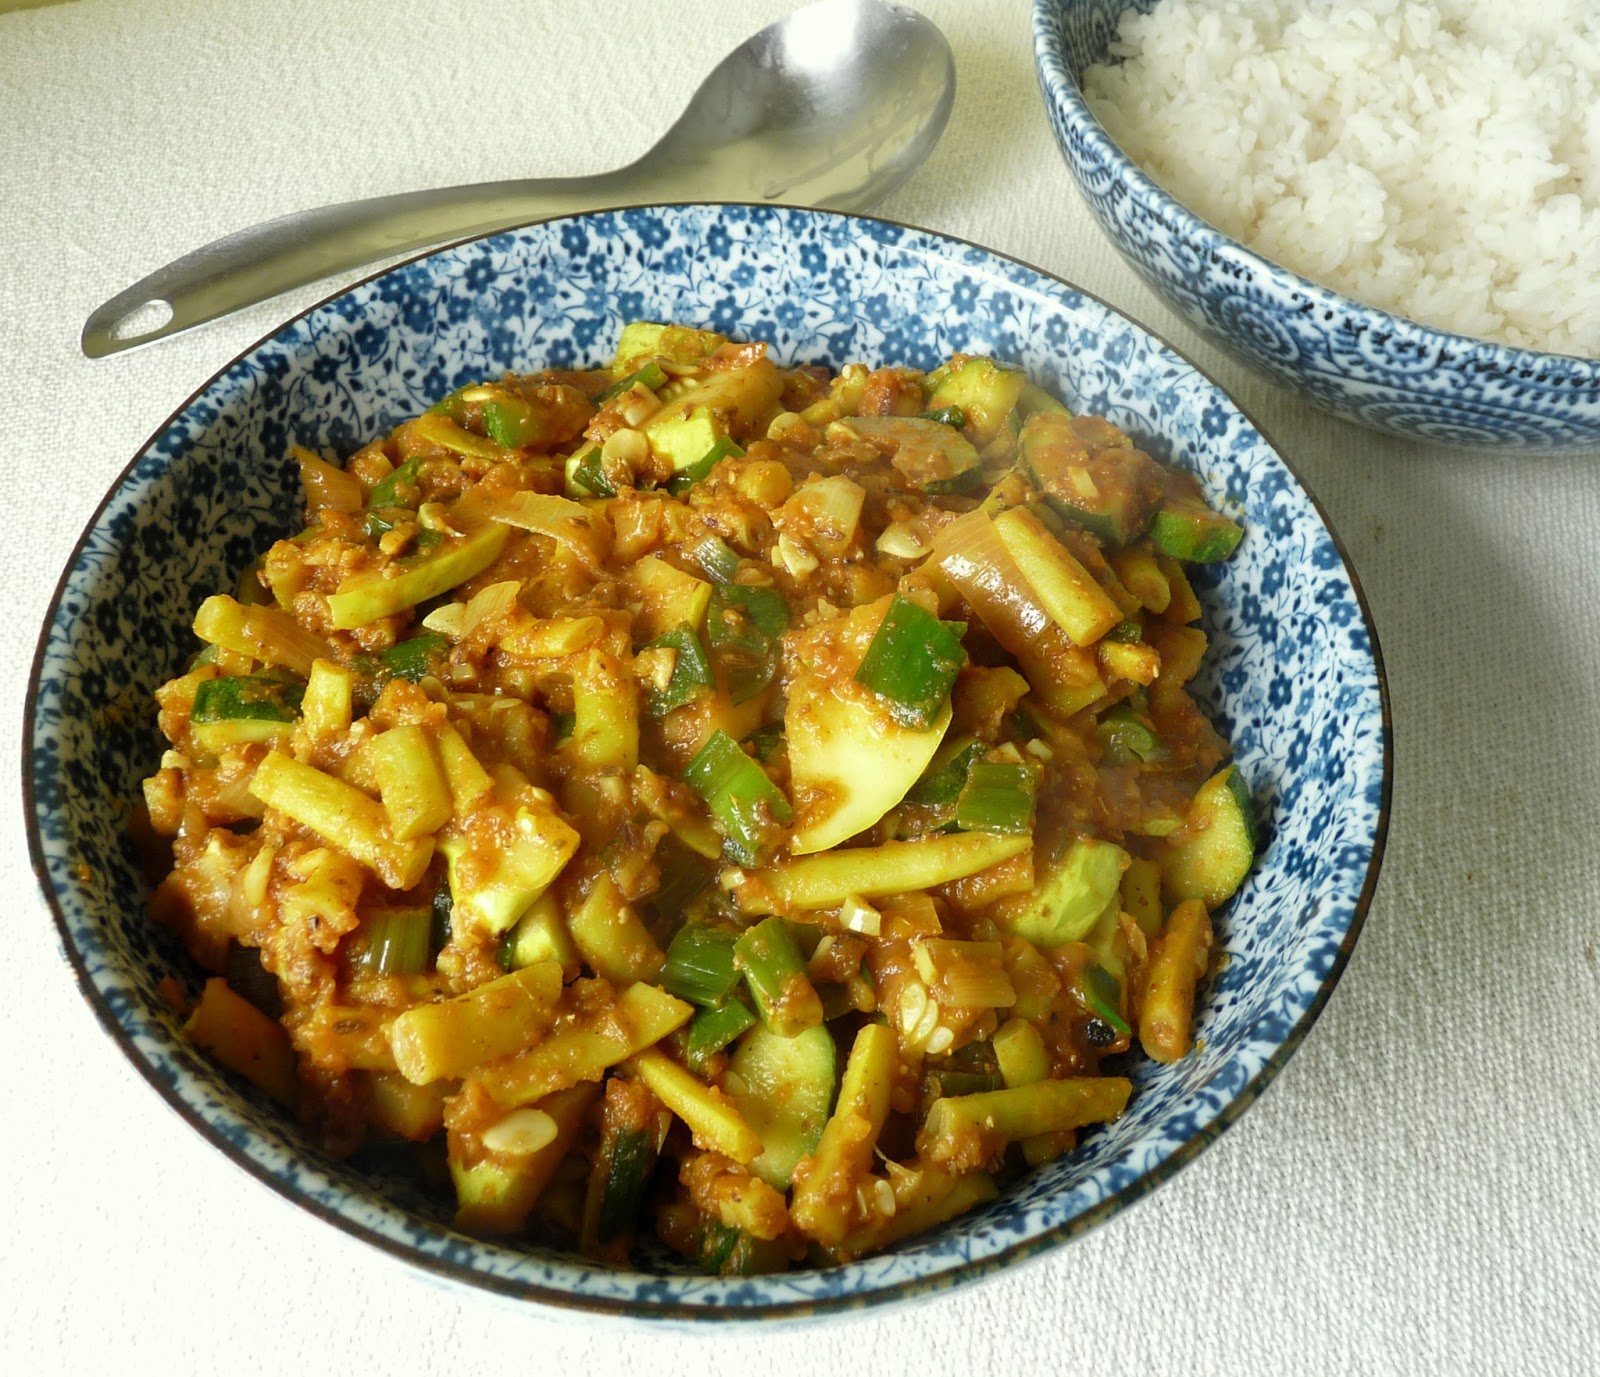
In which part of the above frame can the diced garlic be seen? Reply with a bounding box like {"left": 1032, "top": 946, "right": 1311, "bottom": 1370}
{"left": 840, "top": 895, "right": 881, "bottom": 936}
{"left": 421, "top": 603, "right": 468, "bottom": 637}
{"left": 875, "top": 521, "right": 930, "bottom": 560}
{"left": 873, "top": 1178, "right": 897, "bottom": 1217}
{"left": 417, "top": 501, "right": 460, "bottom": 535}
{"left": 620, "top": 393, "right": 661, "bottom": 428}
{"left": 899, "top": 981, "right": 929, "bottom": 1037}
{"left": 481, "top": 1107, "right": 558, "bottom": 1157}
{"left": 602, "top": 427, "right": 651, "bottom": 470}
{"left": 776, "top": 533, "right": 819, "bottom": 577}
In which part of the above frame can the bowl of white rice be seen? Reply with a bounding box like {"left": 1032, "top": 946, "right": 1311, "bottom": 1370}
{"left": 1033, "top": 0, "right": 1600, "bottom": 449}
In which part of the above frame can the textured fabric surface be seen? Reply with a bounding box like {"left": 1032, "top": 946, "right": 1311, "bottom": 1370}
{"left": 3, "top": 2, "right": 1596, "bottom": 1373}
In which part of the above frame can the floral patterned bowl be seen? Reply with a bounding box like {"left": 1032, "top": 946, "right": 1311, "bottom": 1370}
{"left": 1034, "top": 0, "right": 1600, "bottom": 450}
{"left": 26, "top": 204, "right": 1390, "bottom": 1319}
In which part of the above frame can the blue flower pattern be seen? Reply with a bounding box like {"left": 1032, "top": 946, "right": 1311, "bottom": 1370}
{"left": 26, "top": 204, "right": 1389, "bottom": 1321}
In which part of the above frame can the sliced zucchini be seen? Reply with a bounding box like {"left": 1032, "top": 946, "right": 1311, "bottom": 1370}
{"left": 996, "top": 836, "right": 1129, "bottom": 948}
{"left": 499, "top": 892, "right": 579, "bottom": 978}
{"left": 1017, "top": 382, "right": 1071, "bottom": 419}
{"left": 1017, "top": 411, "right": 1164, "bottom": 546}
{"left": 644, "top": 361, "right": 784, "bottom": 472}
{"left": 1161, "top": 764, "right": 1256, "bottom": 907}
{"left": 439, "top": 803, "right": 581, "bottom": 938}
{"left": 828, "top": 415, "right": 981, "bottom": 494}
{"left": 1150, "top": 492, "right": 1244, "bottom": 563}
{"left": 190, "top": 672, "right": 303, "bottom": 750}
{"left": 786, "top": 686, "right": 953, "bottom": 855}
{"left": 612, "top": 321, "right": 725, "bottom": 372}
{"left": 924, "top": 357, "right": 1027, "bottom": 445}
{"left": 726, "top": 1023, "right": 838, "bottom": 1190}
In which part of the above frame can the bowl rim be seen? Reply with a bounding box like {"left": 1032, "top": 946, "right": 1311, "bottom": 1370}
{"left": 25, "top": 201, "right": 1393, "bottom": 1322}
{"left": 1030, "top": 0, "right": 1600, "bottom": 380}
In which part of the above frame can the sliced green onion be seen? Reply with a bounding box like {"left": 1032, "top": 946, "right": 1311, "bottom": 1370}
{"left": 742, "top": 723, "right": 784, "bottom": 763}
{"left": 919, "top": 405, "right": 967, "bottom": 429}
{"left": 683, "top": 730, "right": 792, "bottom": 866}
{"left": 426, "top": 387, "right": 470, "bottom": 420}
{"left": 922, "top": 1066, "right": 1004, "bottom": 1101}
{"left": 225, "top": 942, "right": 281, "bottom": 1017}
{"left": 685, "top": 1000, "right": 758, "bottom": 1075}
{"left": 725, "top": 662, "right": 775, "bottom": 706}
{"left": 482, "top": 395, "right": 542, "bottom": 449}
{"left": 364, "top": 508, "right": 405, "bottom": 540}
{"left": 945, "top": 1038, "right": 1001, "bottom": 1075}
{"left": 653, "top": 838, "right": 712, "bottom": 922}
{"left": 707, "top": 584, "right": 789, "bottom": 705}
{"left": 596, "top": 1127, "right": 655, "bottom": 1244}
{"left": 430, "top": 873, "right": 453, "bottom": 958}
{"left": 367, "top": 457, "right": 422, "bottom": 510}
{"left": 853, "top": 595, "right": 967, "bottom": 729}
{"left": 953, "top": 760, "right": 1037, "bottom": 834}
{"left": 571, "top": 446, "right": 615, "bottom": 498}
{"left": 381, "top": 632, "right": 449, "bottom": 683}
{"left": 595, "top": 360, "right": 668, "bottom": 406}
{"left": 692, "top": 534, "right": 741, "bottom": 584}
{"left": 697, "top": 1218, "right": 743, "bottom": 1271}
{"left": 1096, "top": 704, "right": 1166, "bottom": 765}
{"left": 406, "top": 528, "right": 444, "bottom": 558}
{"left": 643, "top": 623, "right": 714, "bottom": 717}
{"left": 360, "top": 907, "right": 433, "bottom": 977}
{"left": 659, "top": 924, "right": 743, "bottom": 1007}
{"left": 192, "top": 674, "right": 304, "bottom": 724}
{"left": 733, "top": 917, "right": 824, "bottom": 1037}
{"left": 908, "top": 735, "right": 984, "bottom": 806}
{"left": 1079, "top": 963, "right": 1131, "bottom": 1038}
{"left": 667, "top": 436, "right": 745, "bottom": 496}
{"left": 707, "top": 585, "right": 788, "bottom": 659}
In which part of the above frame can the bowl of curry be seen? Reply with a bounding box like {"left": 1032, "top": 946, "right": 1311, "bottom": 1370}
{"left": 26, "top": 204, "right": 1390, "bottom": 1319}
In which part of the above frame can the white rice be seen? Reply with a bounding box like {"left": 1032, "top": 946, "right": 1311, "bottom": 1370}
{"left": 1081, "top": 0, "right": 1600, "bottom": 357}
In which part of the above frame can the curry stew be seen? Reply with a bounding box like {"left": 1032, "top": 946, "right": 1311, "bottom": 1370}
{"left": 142, "top": 322, "right": 1252, "bottom": 1270}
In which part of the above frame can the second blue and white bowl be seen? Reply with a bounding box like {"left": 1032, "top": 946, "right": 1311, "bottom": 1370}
{"left": 1035, "top": 0, "right": 1600, "bottom": 450}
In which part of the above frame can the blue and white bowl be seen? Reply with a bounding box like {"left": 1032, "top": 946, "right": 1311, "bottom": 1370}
{"left": 26, "top": 204, "right": 1390, "bottom": 1319}
{"left": 1034, "top": 0, "right": 1600, "bottom": 450}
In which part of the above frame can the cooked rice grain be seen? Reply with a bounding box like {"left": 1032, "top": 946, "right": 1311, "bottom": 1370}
{"left": 1082, "top": 0, "right": 1600, "bottom": 356}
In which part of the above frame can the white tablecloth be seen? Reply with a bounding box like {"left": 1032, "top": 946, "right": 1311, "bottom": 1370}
{"left": 4, "top": 2, "right": 1597, "bottom": 1372}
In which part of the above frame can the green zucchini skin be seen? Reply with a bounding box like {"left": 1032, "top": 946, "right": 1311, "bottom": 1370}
{"left": 998, "top": 836, "right": 1130, "bottom": 948}
{"left": 1150, "top": 496, "right": 1244, "bottom": 563}
{"left": 726, "top": 1023, "right": 838, "bottom": 1190}
{"left": 1018, "top": 411, "right": 1165, "bottom": 546}
{"left": 1161, "top": 765, "right": 1256, "bottom": 908}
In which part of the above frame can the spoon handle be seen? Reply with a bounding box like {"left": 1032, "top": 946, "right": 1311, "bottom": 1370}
{"left": 80, "top": 172, "right": 650, "bottom": 358}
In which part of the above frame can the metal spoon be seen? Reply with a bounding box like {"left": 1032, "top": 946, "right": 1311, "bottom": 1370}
{"left": 81, "top": 0, "right": 954, "bottom": 358}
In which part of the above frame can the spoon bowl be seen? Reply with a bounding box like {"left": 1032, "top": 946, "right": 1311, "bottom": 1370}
{"left": 81, "top": 0, "right": 954, "bottom": 357}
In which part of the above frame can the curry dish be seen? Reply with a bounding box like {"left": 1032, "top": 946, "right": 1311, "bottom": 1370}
{"left": 142, "top": 322, "right": 1254, "bottom": 1270}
